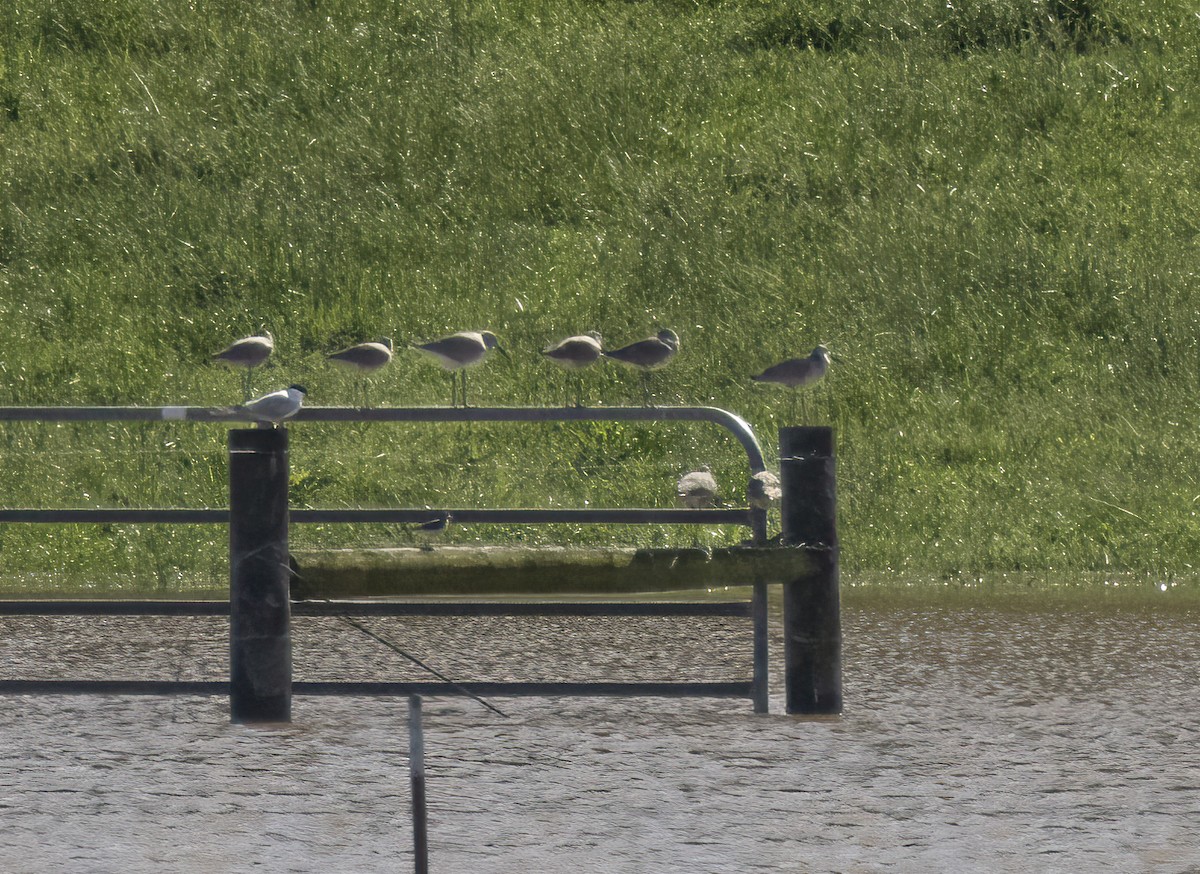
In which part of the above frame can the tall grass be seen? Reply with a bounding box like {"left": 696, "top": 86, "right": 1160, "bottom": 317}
{"left": 1, "top": 0, "right": 1199, "bottom": 590}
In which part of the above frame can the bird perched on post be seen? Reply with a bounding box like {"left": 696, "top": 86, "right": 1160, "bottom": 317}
{"left": 604, "top": 329, "right": 679, "bottom": 406}
{"left": 212, "top": 331, "right": 274, "bottom": 401}
{"left": 751, "top": 345, "right": 831, "bottom": 421}
{"left": 414, "top": 331, "right": 508, "bottom": 407}
{"left": 677, "top": 465, "right": 719, "bottom": 509}
{"left": 243, "top": 384, "right": 307, "bottom": 427}
{"left": 542, "top": 332, "right": 603, "bottom": 406}
{"left": 326, "top": 337, "right": 393, "bottom": 407}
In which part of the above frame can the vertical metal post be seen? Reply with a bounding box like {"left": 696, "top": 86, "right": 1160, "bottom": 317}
{"left": 779, "top": 426, "right": 842, "bottom": 715}
{"left": 229, "top": 428, "right": 292, "bottom": 723}
{"left": 409, "top": 694, "right": 429, "bottom": 874}
{"left": 751, "top": 580, "right": 769, "bottom": 713}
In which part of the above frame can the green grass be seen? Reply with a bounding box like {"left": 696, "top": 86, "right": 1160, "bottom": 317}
{"left": 2, "top": 0, "right": 1199, "bottom": 591}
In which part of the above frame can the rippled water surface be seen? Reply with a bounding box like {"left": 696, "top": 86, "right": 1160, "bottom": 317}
{"left": 2, "top": 598, "right": 1198, "bottom": 872}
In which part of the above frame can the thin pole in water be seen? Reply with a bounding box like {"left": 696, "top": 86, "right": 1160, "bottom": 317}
{"left": 409, "top": 694, "right": 429, "bottom": 874}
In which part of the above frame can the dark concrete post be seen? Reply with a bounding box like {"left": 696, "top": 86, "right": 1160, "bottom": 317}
{"left": 229, "top": 428, "right": 292, "bottom": 723}
{"left": 779, "top": 426, "right": 842, "bottom": 715}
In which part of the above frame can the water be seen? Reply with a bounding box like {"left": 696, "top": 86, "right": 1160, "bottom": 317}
{"left": 1, "top": 599, "right": 1198, "bottom": 872}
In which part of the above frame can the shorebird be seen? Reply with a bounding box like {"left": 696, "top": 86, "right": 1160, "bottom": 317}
{"left": 751, "top": 345, "right": 831, "bottom": 421}
{"left": 243, "top": 384, "right": 306, "bottom": 427}
{"left": 542, "top": 332, "right": 603, "bottom": 406}
{"left": 604, "top": 329, "right": 679, "bottom": 405}
{"left": 677, "top": 465, "right": 719, "bottom": 509}
{"left": 212, "top": 331, "right": 274, "bottom": 401}
{"left": 748, "top": 470, "right": 782, "bottom": 510}
{"left": 414, "top": 331, "right": 508, "bottom": 407}
{"left": 326, "top": 337, "right": 393, "bottom": 406}
{"left": 413, "top": 512, "right": 452, "bottom": 550}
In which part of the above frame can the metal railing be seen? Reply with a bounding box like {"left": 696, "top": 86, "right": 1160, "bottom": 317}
{"left": 0, "top": 404, "right": 768, "bottom": 539}
{"left": 0, "top": 404, "right": 782, "bottom": 714}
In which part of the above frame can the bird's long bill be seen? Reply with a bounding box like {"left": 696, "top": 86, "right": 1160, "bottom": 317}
{"left": 496, "top": 345, "right": 510, "bottom": 359}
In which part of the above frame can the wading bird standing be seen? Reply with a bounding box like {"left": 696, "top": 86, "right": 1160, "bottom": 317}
{"left": 326, "top": 337, "right": 394, "bottom": 407}
{"left": 414, "top": 331, "right": 508, "bottom": 407}
{"left": 604, "top": 329, "right": 679, "bottom": 406}
{"left": 212, "top": 331, "right": 274, "bottom": 401}
{"left": 243, "top": 384, "right": 307, "bottom": 427}
{"left": 542, "top": 332, "right": 603, "bottom": 406}
{"left": 751, "top": 345, "right": 831, "bottom": 421}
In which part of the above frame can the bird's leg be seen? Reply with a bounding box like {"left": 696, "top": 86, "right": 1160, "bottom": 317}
{"left": 641, "top": 372, "right": 651, "bottom": 407}
{"left": 461, "top": 371, "right": 470, "bottom": 408}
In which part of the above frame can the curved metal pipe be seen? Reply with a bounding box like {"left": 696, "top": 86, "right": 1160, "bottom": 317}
{"left": 0, "top": 405, "right": 771, "bottom": 537}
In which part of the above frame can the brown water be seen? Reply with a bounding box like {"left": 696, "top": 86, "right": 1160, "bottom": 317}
{"left": 1, "top": 600, "right": 1198, "bottom": 872}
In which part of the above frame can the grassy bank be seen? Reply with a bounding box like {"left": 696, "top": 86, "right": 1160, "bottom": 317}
{"left": 2, "top": 0, "right": 1199, "bottom": 591}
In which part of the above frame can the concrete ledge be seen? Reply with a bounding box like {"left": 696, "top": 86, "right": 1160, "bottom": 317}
{"left": 289, "top": 545, "right": 811, "bottom": 598}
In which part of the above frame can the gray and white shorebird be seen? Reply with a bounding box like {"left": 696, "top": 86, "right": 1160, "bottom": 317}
{"left": 747, "top": 470, "right": 782, "bottom": 511}
{"left": 326, "top": 337, "right": 393, "bottom": 406}
{"left": 677, "top": 465, "right": 719, "bottom": 509}
{"left": 414, "top": 331, "right": 508, "bottom": 407}
{"left": 542, "top": 332, "right": 603, "bottom": 406}
{"left": 751, "top": 345, "right": 831, "bottom": 420}
{"left": 212, "top": 330, "right": 274, "bottom": 401}
{"left": 243, "top": 384, "right": 307, "bottom": 427}
{"left": 603, "top": 329, "right": 679, "bottom": 405}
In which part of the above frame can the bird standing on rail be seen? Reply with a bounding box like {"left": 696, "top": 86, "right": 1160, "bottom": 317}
{"left": 747, "top": 470, "right": 782, "bottom": 510}
{"left": 542, "top": 332, "right": 603, "bottom": 406}
{"left": 604, "top": 329, "right": 679, "bottom": 406}
{"left": 677, "top": 465, "right": 719, "bottom": 509}
{"left": 326, "top": 337, "right": 394, "bottom": 407}
{"left": 243, "top": 384, "right": 307, "bottom": 427}
{"left": 751, "top": 345, "right": 831, "bottom": 421}
{"left": 212, "top": 331, "right": 274, "bottom": 401}
{"left": 414, "top": 331, "right": 508, "bottom": 407}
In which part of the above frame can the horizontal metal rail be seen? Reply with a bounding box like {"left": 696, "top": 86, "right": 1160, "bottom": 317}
{"left": 0, "top": 507, "right": 753, "bottom": 525}
{"left": 293, "top": 681, "right": 754, "bottom": 698}
{"left": 0, "top": 599, "right": 754, "bottom": 618}
{"left": 0, "top": 680, "right": 228, "bottom": 696}
{"left": 0, "top": 679, "right": 753, "bottom": 698}
{"left": 0, "top": 405, "right": 767, "bottom": 532}
{"left": 0, "top": 509, "right": 228, "bottom": 524}
{"left": 0, "top": 404, "right": 766, "bottom": 470}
